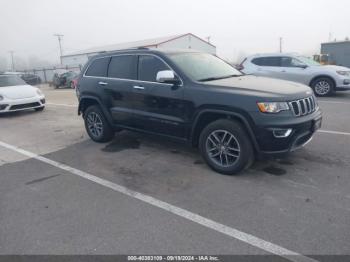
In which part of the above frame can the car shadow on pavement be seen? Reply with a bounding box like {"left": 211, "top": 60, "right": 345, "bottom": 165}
{"left": 0, "top": 110, "right": 42, "bottom": 118}
{"left": 104, "top": 131, "right": 298, "bottom": 177}
{"left": 83, "top": 130, "right": 300, "bottom": 179}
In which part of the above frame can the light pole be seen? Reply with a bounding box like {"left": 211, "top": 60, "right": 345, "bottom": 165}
{"left": 54, "top": 34, "right": 64, "bottom": 65}
{"left": 9, "top": 51, "right": 15, "bottom": 71}
{"left": 279, "top": 37, "right": 283, "bottom": 53}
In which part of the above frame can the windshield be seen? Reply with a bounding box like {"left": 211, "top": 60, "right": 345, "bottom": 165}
{"left": 168, "top": 53, "right": 242, "bottom": 81}
{"left": 0, "top": 75, "right": 26, "bottom": 87}
{"left": 296, "top": 56, "right": 321, "bottom": 66}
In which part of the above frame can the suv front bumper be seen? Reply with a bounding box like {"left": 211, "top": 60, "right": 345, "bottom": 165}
{"left": 335, "top": 77, "right": 350, "bottom": 90}
{"left": 253, "top": 110, "right": 322, "bottom": 154}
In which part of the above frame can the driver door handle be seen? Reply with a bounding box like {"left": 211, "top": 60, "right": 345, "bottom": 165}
{"left": 98, "top": 81, "right": 108, "bottom": 86}
{"left": 133, "top": 85, "right": 145, "bottom": 90}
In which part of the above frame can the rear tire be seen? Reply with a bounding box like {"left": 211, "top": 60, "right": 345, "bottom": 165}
{"left": 84, "top": 105, "right": 114, "bottom": 143}
{"left": 199, "top": 119, "right": 254, "bottom": 175}
{"left": 311, "top": 77, "right": 335, "bottom": 97}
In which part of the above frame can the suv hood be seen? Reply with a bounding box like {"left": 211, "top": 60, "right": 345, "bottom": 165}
{"left": 317, "top": 65, "right": 350, "bottom": 72}
{"left": 206, "top": 75, "right": 313, "bottom": 100}
{"left": 0, "top": 85, "right": 38, "bottom": 99}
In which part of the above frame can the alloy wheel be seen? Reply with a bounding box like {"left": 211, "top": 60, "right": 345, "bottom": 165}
{"left": 314, "top": 80, "right": 330, "bottom": 95}
{"left": 206, "top": 129, "right": 241, "bottom": 167}
{"left": 86, "top": 112, "right": 103, "bottom": 138}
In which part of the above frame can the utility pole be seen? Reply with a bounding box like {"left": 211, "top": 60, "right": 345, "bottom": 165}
{"left": 9, "top": 51, "right": 15, "bottom": 71}
{"left": 328, "top": 32, "right": 332, "bottom": 42}
{"left": 279, "top": 37, "right": 283, "bottom": 53}
{"left": 54, "top": 34, "right": 64, "bottom": 65}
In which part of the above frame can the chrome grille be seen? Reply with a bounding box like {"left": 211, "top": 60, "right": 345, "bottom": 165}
{"left": 289, "top": 96, "right": 316, "bottom": 117}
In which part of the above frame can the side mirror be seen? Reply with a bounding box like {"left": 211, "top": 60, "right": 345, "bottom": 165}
{"left": 156, "top": 70, "right": 180, "bottom": 84}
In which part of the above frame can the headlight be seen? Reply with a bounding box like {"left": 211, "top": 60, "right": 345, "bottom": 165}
{"left": 0, "top": 95, "right": 3, "bottom": 101}
{"left": 36, "top": 89, "right": 43, "bottom": 96}
{"left": 257, "top": 102, "right": 289, "bottom": 113}
{"left": 336, "top": 71, "right": 350, "bottom": 76}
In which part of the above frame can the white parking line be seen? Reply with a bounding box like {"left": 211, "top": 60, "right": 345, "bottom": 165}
{"left": 0, "top": 140, "right": 317, "bottom": 262}
{"left": 318, "top": 129, "right": 350, "bottom": 136}
{"left": 318, "top": 100, "right": 350, "bottom": 105}
{"left": 46, "top": 103, "right": 78, "bottom": 107}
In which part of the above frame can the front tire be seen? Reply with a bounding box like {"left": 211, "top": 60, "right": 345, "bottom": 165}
{"left": 84, "top": 105, "right": 114, "bottom": 143}
{"left": 311, "top": 77, "right": 335, "bottom": 97}
{"left": 199, "top": 119, "right": 254, "bottom": 175}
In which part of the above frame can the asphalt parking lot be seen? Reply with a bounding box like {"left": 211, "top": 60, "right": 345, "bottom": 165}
{"left": 0, "top": 85, "right": 350, "bottom": 262}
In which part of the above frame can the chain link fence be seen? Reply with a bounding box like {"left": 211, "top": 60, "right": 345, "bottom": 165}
{"left": 23, "top": 65, "right": 82, "bottom": 84}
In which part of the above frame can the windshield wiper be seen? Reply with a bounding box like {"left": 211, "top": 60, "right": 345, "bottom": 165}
{"left": 198, "top": 74, "right": 242, "bottom": 82}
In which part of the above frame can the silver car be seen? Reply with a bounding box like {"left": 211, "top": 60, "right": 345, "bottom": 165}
{"left": 240, "top": 53, "right": 350, "bottom": 96}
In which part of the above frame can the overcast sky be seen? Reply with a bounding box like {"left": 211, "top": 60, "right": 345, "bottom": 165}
{"left": 1, "top": 0, "right": 350, "bottom": 69}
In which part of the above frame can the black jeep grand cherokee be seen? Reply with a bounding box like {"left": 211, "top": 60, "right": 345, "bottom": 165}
{"left": 76, "top": 48, "right": 322, "bottom": 175}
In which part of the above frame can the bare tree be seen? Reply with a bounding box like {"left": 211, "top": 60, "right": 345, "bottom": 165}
{"left": 27, "top": 55, "right": 53, "bottom": 69}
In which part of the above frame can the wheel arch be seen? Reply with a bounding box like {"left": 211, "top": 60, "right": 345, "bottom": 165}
{"left": 78, "top": 96, "right": 114, "bottom": 126}
{"left": 78, "top": 96, "right": 100, "bottom": 115}
{"left": 309, "top": 75, "right": 336, "bottom": 87}
{"left": 190, "top": 109, "right": 259, "bottom": 153}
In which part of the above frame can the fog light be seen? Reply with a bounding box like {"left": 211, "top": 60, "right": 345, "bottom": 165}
{"left": 343, "top": 79, "right": 350, "bottom": 85}
{"left": 273, "top": 128, "right": 293, "bottom": 138}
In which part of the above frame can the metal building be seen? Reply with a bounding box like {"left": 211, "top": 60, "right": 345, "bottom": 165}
{"left": 321, "top": 41, "right": 350, "bottom": 67}
{"left": 61, "top": 33, "right": 216, "bottom": 67}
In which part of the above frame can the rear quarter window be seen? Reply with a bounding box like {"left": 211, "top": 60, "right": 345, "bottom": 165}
{"left": 85, "top": 57, "right": 110, "bottom": 77}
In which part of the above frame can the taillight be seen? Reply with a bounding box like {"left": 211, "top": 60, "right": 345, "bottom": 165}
{"left": 72, "top": 79, "right": 78, "bottom": 88}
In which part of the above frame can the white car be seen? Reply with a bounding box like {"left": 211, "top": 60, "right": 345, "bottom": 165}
{"left": 0, "top": 74, "right": 45, "bottom": 113}
{"left": 240, "top": 53, "right": 350, "bottom": 96}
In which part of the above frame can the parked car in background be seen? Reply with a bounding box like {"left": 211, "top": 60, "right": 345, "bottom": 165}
{"left": 0, "top": 74, "right": 45, "bottom": 113}
{"left": 3, "top": 71, "right": 42, "bottom": 85}
{"left": 76, "top": 49, "right": 322, "bottom": 175}
{"left": 21, "top": 73, "right": 42, "bottom": 85}
{"left": 71, "top": 77, "right": 79, "bottom": 89}
{"left": 52, "top": 71, "right": 79, "bottom": 88}
{"left": 239, "top": 53, "right": 350, "bottom": 96}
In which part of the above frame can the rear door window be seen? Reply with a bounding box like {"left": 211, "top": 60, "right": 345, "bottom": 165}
{"left": 108, "top": 55, "right": 137, "bottom": 79}
{"left": 138, "top": 55, "right": 170, "bottom": 82}
{"left": 252, "top": 57, "right": 281, "bottom": 67}
{"left": 85, "top": 57, "right": 110, "bottom": 77}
